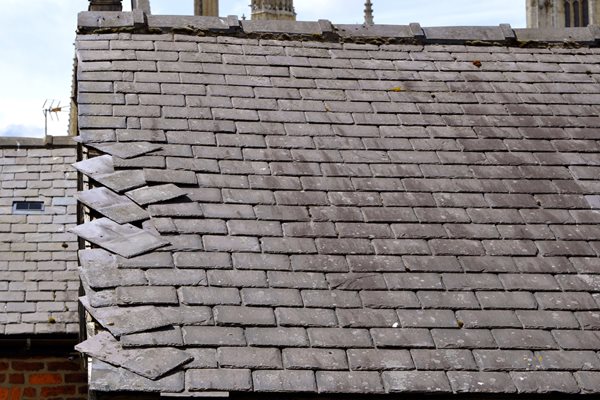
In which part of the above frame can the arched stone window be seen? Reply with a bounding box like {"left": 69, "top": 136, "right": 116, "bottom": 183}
{"left": 564, "top": 0, "right": 590, "bottom": 26}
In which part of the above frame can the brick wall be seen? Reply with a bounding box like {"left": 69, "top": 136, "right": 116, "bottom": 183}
{"left": 0, "top": 356, "right": 87, "bottom": 399}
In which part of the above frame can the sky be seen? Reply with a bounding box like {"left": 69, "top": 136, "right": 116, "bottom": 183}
{"left": 0, "top": 0, "right": 526, "bottom": 138}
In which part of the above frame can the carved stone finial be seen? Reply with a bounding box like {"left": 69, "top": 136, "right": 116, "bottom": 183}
{"left": 364, "top": 0, "right": 374, "bottom": 25}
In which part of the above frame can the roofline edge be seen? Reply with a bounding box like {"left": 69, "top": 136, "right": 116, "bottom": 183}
{"left": 77, "top": 12, "right": 600, "bottom": 46}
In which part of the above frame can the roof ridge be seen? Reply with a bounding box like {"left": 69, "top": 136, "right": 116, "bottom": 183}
{"left": 77, "top": 12, "right": 600, "bottom": 47}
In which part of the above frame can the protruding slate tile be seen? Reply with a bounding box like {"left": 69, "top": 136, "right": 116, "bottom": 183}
{"left": 77, "top": 332, "right": 192, "bottom": 380}
{"left": 126, "top": 184, "right": 187, "bottom": 205}
{"left": 80, "top": 297, "right": 171, "bottom": 337}
{"left": 90, "top": 360, "right": 184, "bottom": 393}
{"left": 72, "top": 154, "right": 114, "bottom": 176}
{"left": 76, "top": 187, "right": 149, "bottom": 224}
{"left": 121, "top": 347, "right": 193, "bottom": 380}
{"left": 71, "top": 218, "right": 169, "bottom": 258}
{"left": 90, "top": 141, "right": 162, "bottom": 158}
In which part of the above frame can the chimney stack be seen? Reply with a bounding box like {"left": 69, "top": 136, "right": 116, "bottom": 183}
{"left": 88, "top": 0, "right": 123, "bottom": 11}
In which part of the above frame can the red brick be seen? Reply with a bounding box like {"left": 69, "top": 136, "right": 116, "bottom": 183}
{"left": 0, "top": 374, "right": 5, "bottom": 383}
{"left": 40, "top": 385, "right": 76, "bottom": 397}
{"left": 8, "top": 373, "right": 25, "bottom": 384}
{"left": 46, "top": 361, "right": 81, "bottom": 372}
{"left": 0, "top": 362, "right": 8, "bottom": 371}
{"left": 29, "top": 373, "right": 62, "bottom": 385}
{"left": 22, "top": 388, "right": 36, "bottom": 398}
{"left": 64, "top": 373, "right": 87, "bottom": 384}
{"left": 11, "top": 361, "right": 44, "bottom": 371}
{"left": 0, "top": 388, "right": 21, "bottom": 400}
{"left": 78, "top": 385, "right": 88, "bottom": 395}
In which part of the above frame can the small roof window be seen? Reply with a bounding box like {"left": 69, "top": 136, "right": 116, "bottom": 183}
{"left": 12, "top": 201, "right": 45, "bottom": 214}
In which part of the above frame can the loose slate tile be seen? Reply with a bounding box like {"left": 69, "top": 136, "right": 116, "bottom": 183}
{"left": 89, "top": 141, "right": 163, "bottom": 159}
{"left": 121, "top": 347, "right": 193, "bottom": 380}
{"left": 90, "top": 360, "right": 185, "bottom": 393}
{"left": 72, "top": 155, "right": 147, "bottom": 192}
{"left": 72, "top": 154, "right": 114, "bottom": 176}
{"left": 76, "top": 187, "right": 149, "bottom": 224}
{"left": 126, "top": 184, "right": 188, "bottom": 206}
{"left": 71, "top": 218, "right": 169, "bottom": 258}
{"left": 80, "top": 297, "right": 172, "bottom": 337}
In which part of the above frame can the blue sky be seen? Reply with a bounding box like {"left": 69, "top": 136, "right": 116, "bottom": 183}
{"left": 0, "top": 0, "right": 526, "bottom": 137}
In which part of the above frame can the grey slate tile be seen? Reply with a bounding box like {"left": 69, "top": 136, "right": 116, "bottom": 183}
{"left": 187, "top": 369, "right": 252, "bottom": 391}
{"left": 126, "top": 184, "right": 187, "bottom": 205}
{"left": 80, "top": 297, "right": 171, "bottom": 337}
{"left": 76, "top": 187, "right": 149, "bottom": 224}
{"left": 383, "top": 371, "right": 452, "bottom": 393}
{"left": 71, "top": 218, "right": 169, "bottom": 258}
{"left": 253, "top": 370, "right": 316, "bottom": 392}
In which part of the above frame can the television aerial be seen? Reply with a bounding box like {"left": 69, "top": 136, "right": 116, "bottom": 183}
{"left": 42, "top": 100, "right": 69, "bottom": 136}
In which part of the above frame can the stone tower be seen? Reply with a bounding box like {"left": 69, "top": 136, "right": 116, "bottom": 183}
{"left": 251, "top": 0, "right": 296, "bottom": 21}
{"left": 194, "top": 0, "right": 219, "bottom": 16}
{"left": 526, "top": 0, "right": 600, "bottom": 28}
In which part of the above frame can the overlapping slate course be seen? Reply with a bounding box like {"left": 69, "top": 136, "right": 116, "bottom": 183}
{"left": 73, "top": 16, "right": 600, "bottom": 395}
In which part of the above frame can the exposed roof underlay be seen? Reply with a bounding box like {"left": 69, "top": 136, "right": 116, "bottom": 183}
{"left": 72, "top": 12, "right": 600, "bottom": 396}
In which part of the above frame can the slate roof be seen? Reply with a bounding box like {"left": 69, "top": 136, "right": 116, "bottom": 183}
{"left": 73, "top": 12, "right": 600, "bottom": 396}
{"left": 0, "top": 136, "right": 79, "bottom": 335}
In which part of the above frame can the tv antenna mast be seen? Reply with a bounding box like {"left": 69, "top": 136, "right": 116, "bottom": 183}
{"left": 42, "top": 100, "right": 68, "bottom": 136}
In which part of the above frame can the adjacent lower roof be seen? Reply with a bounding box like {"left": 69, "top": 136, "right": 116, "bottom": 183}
{"left": 0, "top": 136, "right": 79, "bottom": 336}
{"left": 73, "top": 13, "right": 600, "bottom": 396}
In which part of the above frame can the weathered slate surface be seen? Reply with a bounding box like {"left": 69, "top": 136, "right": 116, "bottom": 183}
{"left": 76, "top": 187, "right": 149, "bottom": 224}
{"left": 73, "top": 21, "right": 600, "bottom": 396}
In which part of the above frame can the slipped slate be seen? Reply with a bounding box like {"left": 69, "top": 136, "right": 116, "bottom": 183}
{"left": 80, "top": 297, "right": 172, "bottom": 337}
{"left": 73, "top": 155, "right": 147, "bottom": 192}
{"left": 71, "top": 217, "right": 169, "bottom": 258}
{"left": 74, "top": 17, "right": 600, "bottom": 396}
{"left": 77, "top": 332, "right": 193, "bottom": 380}
{"left": 76, "top": 187, "right": 149, "bottom": 224}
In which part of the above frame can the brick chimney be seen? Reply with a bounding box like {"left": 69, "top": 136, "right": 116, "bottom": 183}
{"left": 89, "top": 0, "right": 123, "bottom": 11}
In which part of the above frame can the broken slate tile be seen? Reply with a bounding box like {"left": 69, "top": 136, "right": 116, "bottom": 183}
{"left": 89, "top": 141, "right": 163, "bottom": 159}
{"left": 80, "top": 297, "right": 172, "bottom": 337}
{"left": 121, "top": 326, "right": 184, "bottom": 348}
{"left": 71, "top": 218, "right": 169, "bottom": 258}
{"left": 126, "top": 184, "right": 187, "bottom": 205}
{"left": 76, "top": 187, "right": 149, "bottom": 224}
